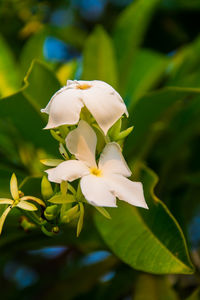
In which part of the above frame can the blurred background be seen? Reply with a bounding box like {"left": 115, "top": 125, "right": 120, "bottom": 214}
{"left": 0, "top": 0, "right": 200, "bottom": 299}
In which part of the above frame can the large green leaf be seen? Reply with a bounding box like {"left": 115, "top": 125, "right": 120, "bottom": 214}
{"left": 167, "top": 36, "right": 200, "bottom": 85}
{"left": 113, "top": 0, "right": 160, "bottom": 88}
{"left": 124, "top": 49, "right": 169, "bottom": 108}
{"left": 125, "top": 87, "right": 200, "bottom": 159}
{"left": 95, "top": 165, "right": 194, "bottom": 274}
{"left": 0, "top": 35, "right": 21, "bottom": 97}
{"left": 82, "top": 26, "right": 118, "bottom": 88}
{"left": 0, "top": 60, "right": 60, "bottom": 154}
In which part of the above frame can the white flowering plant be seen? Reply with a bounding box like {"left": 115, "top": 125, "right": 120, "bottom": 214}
{"left": 0, "top": 80, "right": 148, "bottom": 237}
{"left": 1, "top": 2, "right": 199, "bottom": 292}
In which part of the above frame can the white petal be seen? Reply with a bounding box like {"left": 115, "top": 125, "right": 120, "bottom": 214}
{"left": 105, "top": 174, "right": 148, "bottom": 209}
{"left": 46, "top": 160, "right": 89, "bottom": 184}
{"left": 41, "top": 87, "right": 84, "bottom": 129}
{"left": 17, "top": 201, "right": 38, "bottom": 211}
{"left": 99, "top": 142, "right": 131, "bottom": 177}
{"left": 82, "top": 82, "right": 127, "bottom": 134}
{"left": 80, "top": 175, "right": 117, "bottom": 207}
{"left": 66, "top": 120, "right": 97, "bottom": 167}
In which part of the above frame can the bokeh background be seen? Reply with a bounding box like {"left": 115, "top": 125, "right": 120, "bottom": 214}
{"left": 0, "top": 0, "right": 200, "bottom": 299}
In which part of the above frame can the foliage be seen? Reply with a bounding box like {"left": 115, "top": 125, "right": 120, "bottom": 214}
{"left": 0, "top": 0, "right": 200, "bottom": 299}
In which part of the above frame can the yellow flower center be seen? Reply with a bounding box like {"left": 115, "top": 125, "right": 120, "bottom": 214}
{"left": 76, "top": 84, "right": 91, "bottom": 90}
{"left": 90, "top": 167, "right": 102, "bottom": 177}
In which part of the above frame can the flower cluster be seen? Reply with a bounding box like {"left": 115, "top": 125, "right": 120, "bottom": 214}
{"left": 42, "top": 80, "right": 148, "bottom": 210}
{"left": 0, "top": 79, "right": 148, "bottom": 237}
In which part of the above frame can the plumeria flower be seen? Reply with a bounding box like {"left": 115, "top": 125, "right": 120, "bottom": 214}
{"left": 41, "top": 80, "right": 128, "bottom": 135}
{"left": 0, "top": 174, "right": 45, "bottom": 234}
{"left": 46, "top": 120, "right": 148, "bottom": 209}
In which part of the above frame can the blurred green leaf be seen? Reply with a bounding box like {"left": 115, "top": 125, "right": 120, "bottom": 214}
{"left": 20, "top": 29, "right": 47, "bottom": 76}
{"left": 20, "top": 26, "right": 86, "bottom": 76}
{"left": 133, "top": 274, "right": 178, "bottom": 300}
{"left": 95, "top": 165, "right": 194, "bottom": 274}
{"left": 186, "top": 288, "right": 200, "bottom": 300}
{"left": 114, "top": 0, "right": 160, "bottom": 89}
{"left": 0, "top": 60, "right": 60, "bottom": 154}
{"left": 82, "top": 26, "right": 118, "bottom": 88}
{"left": 23, "top": 59, "right": 60, "bottom": 110}
{"left": 126, "top": 87, "right": 200, "bottom": 160}
{"left": 167, "top": 36, "right": 200, "bottom": 85}
{"left": 0, "top": 34, "right": 21, "bottom": 97}
{"left": 161, "top": 0, "right": 200, "bottom": 10}
{"left": 125, "top": 49, "right": 169, "bottom": 108}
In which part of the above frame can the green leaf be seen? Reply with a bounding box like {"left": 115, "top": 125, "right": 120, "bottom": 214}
{"left": 94, "top": 165, "right": 194, "bottom": 274}
{"left": 77, "top": 202, "right": 84, "bottom": 237}
{"left": 48, "top": 194, "right": 76, "bottom": 204}
{"left": 0, "top": 60, "right": 60, "bottom": 155}
{"left": 82, "top": 26, "right": 118, "bottom": 88}
{"left": 113, "top": 0, "right": 160, "bottom": 87}
{"left": 23, "top": 60, "right": 60, "bottom": 110}
{"left": 0, "top": 34, "right": 21, "bottom": 97}
{"left": 133, "top": 274, "right": 178, "bottom": 300}
{"left": 10, "top": 173, "right": 19, "bottom": 200}
{"left": 126, "top": 86, "right": 200, "bottom": 160}
{"left": 94, "top": 206, "right": 111, "bottom": 219}
{"left": 60, "top": 181, "right": 68, "bottom": 196}
{"left": 124, "top": 49, "right": 169, "bottom": 107}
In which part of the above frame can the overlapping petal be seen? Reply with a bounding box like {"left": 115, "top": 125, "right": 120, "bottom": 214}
{"left": 41, "top": 80, "right": 128, "bottom": 134}
{"left": 42, "top": 88, "right": 84, "bottom": 129}
{"left": 99, "top": 142, "right": 131, "bottom": 177}
{"left": 82, "top": 81, "right": 128, "bottom": 135}
{"left": 66, "top": 120, "right": 97, "bottom": 167}
{"left": 80, "top": 175, "right": 117, "bottom": 207}
{"left": 105, "top": 174, "right": 148, "bottom": 209}
{"left": 46, "top": 160, "right": 90, "bottom": 183}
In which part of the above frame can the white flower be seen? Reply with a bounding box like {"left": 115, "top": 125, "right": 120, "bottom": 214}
{"left": 41, "top": 80, "right": 128, "bottom": 135}
{"left": 46, "top": 120, "right": 148, "bottom": 209}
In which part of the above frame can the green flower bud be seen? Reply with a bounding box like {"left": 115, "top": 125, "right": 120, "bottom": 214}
{"left": 44, "top": 205, "right": 59, "bottom": 221}
{"left": 41, "top": 176, "right": 53, "bottom": 200}
{"left": 61, "top": 204, "right": 79, "bottom": 223}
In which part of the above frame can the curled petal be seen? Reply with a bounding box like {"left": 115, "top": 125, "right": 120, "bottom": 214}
{"left": 105, "top": 174, "right": 148, "bottom": 209}
{"left": 46, "top": 160, "right": 90, "bottom": 184}
{"left": 17, "top": 201, "right": 38, "bottom": 211}
{"left": 66, "top": 120, "right": 97, "bottom": 167}
{"left": 21, "top": 196, "right": 46, "bottom": 207}
{"left": 0, "top": 206, "right": 12, "bottom": 235}
{"left": 42, "top": 87, "right": 84, "bottom": 129}
{"left": 82, "top": 81, "right": 127, "bottom": 135}
{"left": 80, "top": 175, "right": 117, "bottom": 207}
{"left": 99, "top": 142, "right": 131, "bottom": 177}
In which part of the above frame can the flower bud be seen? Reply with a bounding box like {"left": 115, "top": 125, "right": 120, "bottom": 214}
{"left": 41, "top": 176, "right": 53, "bottom": 200}
{"left": 44, "top": 205, "right": 59, "bottom": 220}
